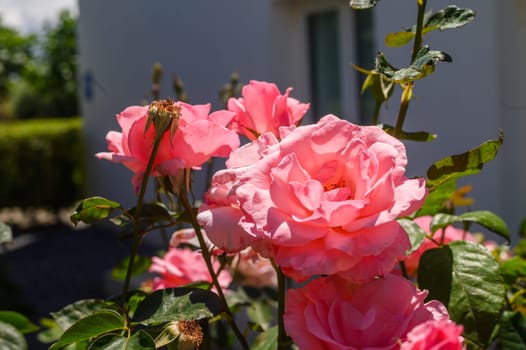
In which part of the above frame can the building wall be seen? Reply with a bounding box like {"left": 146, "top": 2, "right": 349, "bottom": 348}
{"left": 78, "top": 1, "right": 526, "bottom": 235}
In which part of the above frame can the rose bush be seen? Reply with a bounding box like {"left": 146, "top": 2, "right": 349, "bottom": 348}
{"left": 199, "top": 115, "right": 427, "bottom": 281}
{"left": 96, "top": 101, "right": 240, "bottom": 192}
{"left": 284, "top": 274, "right": 453, "bottom": 350}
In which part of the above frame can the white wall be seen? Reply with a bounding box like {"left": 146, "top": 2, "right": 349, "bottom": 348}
{"left": 78, "top": 1, "right": 526, "bottom": 237}
{"left": 78, "top": 0, "right": 273, "bottom": 207}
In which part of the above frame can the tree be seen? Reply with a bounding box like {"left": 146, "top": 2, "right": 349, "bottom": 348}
{"left": 6, "top": 10, "right": 78, "bottom": 119}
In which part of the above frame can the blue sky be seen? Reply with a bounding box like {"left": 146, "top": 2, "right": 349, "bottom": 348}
{"left": 0, "top": 0, "right": 77, "bottom": 33}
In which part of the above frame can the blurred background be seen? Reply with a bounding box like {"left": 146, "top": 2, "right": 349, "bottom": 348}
{"left": 0, "top": 0, "right": 525, "bottom": 348}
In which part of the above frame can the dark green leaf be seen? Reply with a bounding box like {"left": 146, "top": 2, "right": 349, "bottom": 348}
{"left": 416, "top": 179, "right": 456, "bottom": 216}
{"left": 429, "top": 211, "right": 510, "bottom": 243}
{"left": 0, "top": 222, "right": 13, "bottom": 244}
{"left": 448, "top": 241, "right": 506, "bottom": 348}
{"left": 385, "top": 6, "right": 475, "bottom": 48}
{"left": 89, "top": 330, "right": 156, "bottom": 350}
{"left": 500, "top": 256, "right": 526, "bottom": 285}
{"left": 0, "top": 311, "right": 38, "bottom": 334}
{"left": 111, "top": 255, "right": 151, "bottom": 281}
{"left": 0, "top": 321, "right": 27, "bottom": 350}
{"left": 70, "top": 197, "right": 122, "bottom": 225}
{"left": 410, "top": 46, "right": 452, "bottom": 72}
{"left": 425, "top": 6, "right": 476, "bottom": 32}
{"left": 375, "top": 47, "right": 451, "bottom": 83}
{"left": 51, "top": 299, "right": 110, "bottom": 331}
{"left": 250, "top": 326, "right": 278, "bottom": 350}
{"left": 496, "top": 311, "right": 526, "bottom": 350}
{"left": 398, "top": 218, "right": 427, "bottom": 255}
{"left": 132, "top": 288, "right": 225, "bottom": 325}
{"left": 418, "top": 246, "right": 453, "bottom": 306}
{"left": 50, "top": 310, "right": 125, "bottom": 350}
{"left": 427, "top": 132, "right": 503, "bottom": 189}
{"left": 381, "top": 124, "right": 437, "bottom": 142}
{"left": 350, "top": 0, "right": 380, "bottom": 10}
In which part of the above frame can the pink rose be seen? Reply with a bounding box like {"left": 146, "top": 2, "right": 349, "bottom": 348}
{"left": 403, "top": 216, "right": 477, "bottom": 276}
{"left": 400, "top": 320, "right": 464, "bottom": 350}
{"left": 96, "top": 102, "right": 240, "bottom": 192}
{"left": 201, "top": 115, "right": 426, "bottom": 281}
{"left": 149, "top": 247, "right": 232, "bottom": 291}
{"left": 284, "top": 274, "right": 450, "bottom": 350}
{"left": 228, "top": 80, "right": 310, "bottom": 140}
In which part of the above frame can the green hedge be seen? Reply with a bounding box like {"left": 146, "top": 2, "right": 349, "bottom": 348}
{"left": 0, "top": 117, "right": 85, "bottom": 210}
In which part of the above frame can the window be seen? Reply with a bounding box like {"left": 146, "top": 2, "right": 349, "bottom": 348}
{"left": 308, "top": 10, "right": 342, "bottom": 119}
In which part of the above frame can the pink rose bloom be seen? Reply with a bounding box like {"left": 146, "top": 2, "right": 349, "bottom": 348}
{"left": 400, "top": 320, "right": 464, "bottom": 350}
{"left": 228, "top": 80, "right": 310, "bottom": 140}
{"left": 284, "top": 274, "right": 450, "bottom": 350}
{"left": 403, "top": 216, "right": 477, "bottom": 276}
{"left": 232, "top": 248, "right": 277, "bottom": 288}
{"left": 96, "top": 102, "right": 240, "bottom": 192}
{"left": 200, "top": 115, "right": 426, "bottom": 282}
{"left": 149, "top": 247, "right": 232, "bottom": 291}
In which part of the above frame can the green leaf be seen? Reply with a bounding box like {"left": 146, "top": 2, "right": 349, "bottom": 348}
{"left": 50, "top": 310, "right": 125, "bottom": 350}
{"left": 416, "top": 178, "right": 456, "bottom": 216}
{"left": 0, "top": 222, "right": 13, "bottom": 244}
{"left": 111, "top": 255, "right": 151, "bottom": 281}
{"left": 0, "top": 321, "right": 27, "bottom": 350}
{"left": 246, "top": 300, "right": 275, "bottom": 331}
{"left": 51, "top": 299, "right": 110, "bottom": 331}
{"left": 375, "top": 47, "right": 451, "bottom": 83}
{"left": 89, "top": 330, "right": 156, "bottom": 350}
{"left": 430, "top": 211, "right": 510, "bottom": 243}
{"left": 385, "top": 6, "right": 475, "bottom": 47}
{"left": 424, "top": 6, "right": 476, "bottom": 32}
{"left": 418, "top": 246, "right": 453, "bottom": 306}
{"left": 385, "top": 31, "right": 415, "bottom": 47}
{"left": 381, "top": 124, "right": 437, "bottom": 142}
{"left": 132, "top": 288, "right": 225, "bottom": 325}
{"left": 448, "top": 241, "right": 506, "bottom": 348}
{"left": 496, "top": 311, "right": 526, "bottom": 350}
{"left": 37, "top": 318, "right": 62, "bottom": 344}
{"left": 398, "top": 218, "right": 427, "bottom": 255}
{"left": 500, "top": 256, "right": 526, "bottom": 285}
{"left": 427, "top": 132, "right": 503, "bottom": 190}
{"left": 70, "top": 197, "right": 122, "bottom": 225}
{"left": 250, "top": 326, "right": 278, "bottom": 350}
{"left": 349, "top": 0, "right": 380, "bottom": 9}
{"left": 0, "top": 311, "right": 39, "bottom": 334}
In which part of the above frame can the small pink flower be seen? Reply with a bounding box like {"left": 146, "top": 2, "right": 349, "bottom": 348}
{"left": 96, "top": 102, "right": 240, "bottom": 192}
{"left": 284, "top": 274, "right": 450, "bottom": 350}
{"left": 200, "top": 115, "right": 426, "bottom": 282}
{"left": 149, "top": 247, "right": 232, "bottom": 291}
{"left": 228, "top": 80, "right": 310, "bottom": 140}
{"left": 403, "top": 216, "right": 477, "bottom": 276}
{"left": 400, "top": 319, "right": 464, "bottom": 350}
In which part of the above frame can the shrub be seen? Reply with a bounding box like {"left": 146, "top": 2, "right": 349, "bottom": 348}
{"left": 0, "top": 117, "right": 85, "bottom": 210}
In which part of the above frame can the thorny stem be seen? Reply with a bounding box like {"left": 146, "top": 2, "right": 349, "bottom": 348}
{"left": 178, "top": 185, "right": 250, "bottom": 350}
{"left": 273, "top": 261, "right": 292, "bottom": 350}
{"left": 393, "top": 0, "right": 427, "bottom": 138}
